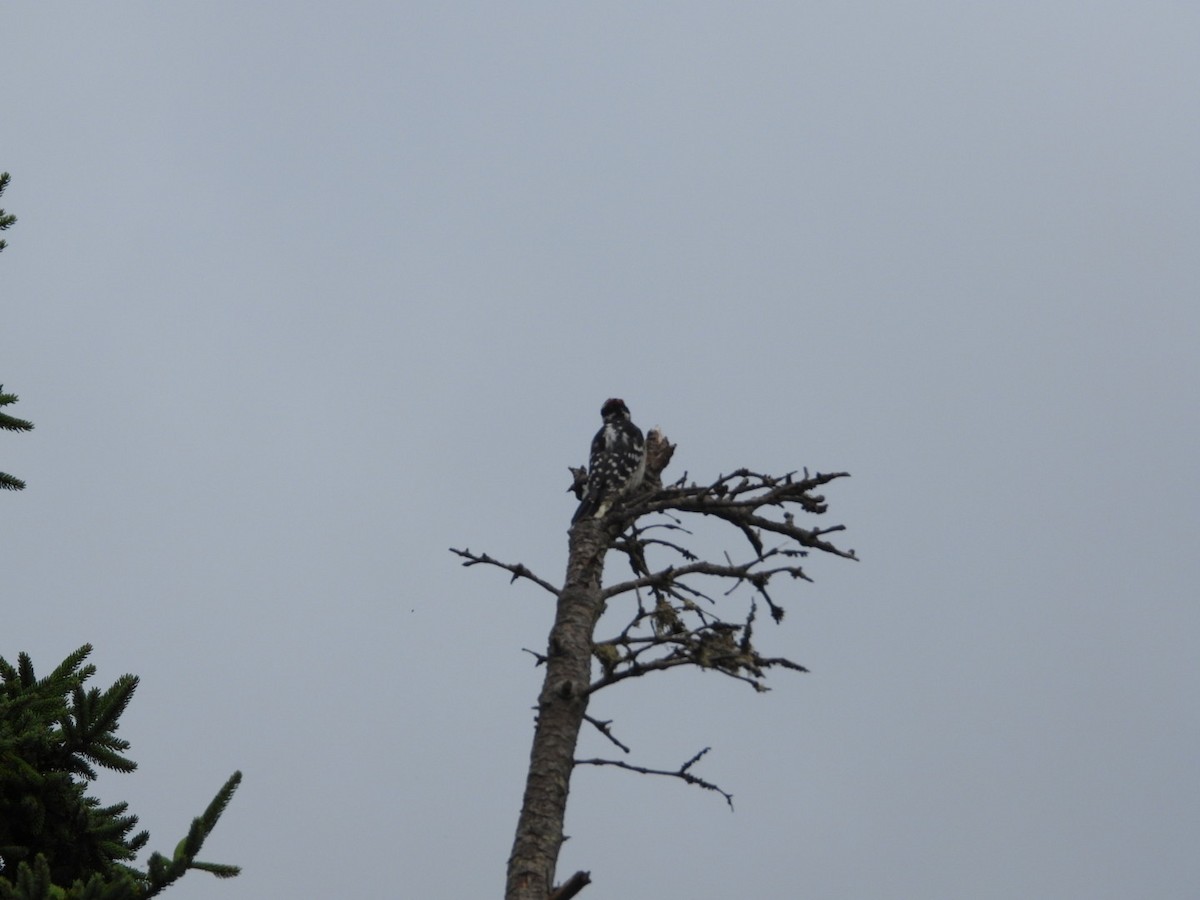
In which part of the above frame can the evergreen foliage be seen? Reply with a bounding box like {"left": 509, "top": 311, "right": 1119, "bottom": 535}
{"left": 0, "top": 645, "right": 241, "bottom": 899}
{"left": 0, "top": 173, "right": 32, "bottom": 490}
{"left": 0, "top": 172, "right": 14, "bottom": 254}
{"left": 0, "top": 386, "right": 34, "bottom": 491}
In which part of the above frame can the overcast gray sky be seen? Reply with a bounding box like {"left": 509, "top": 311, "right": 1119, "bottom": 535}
{"left": 4, "top": 3, "right": 1198, "bottom": 897}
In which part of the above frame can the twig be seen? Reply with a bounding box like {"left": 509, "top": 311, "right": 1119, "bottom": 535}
{"left": 575, "top": 748, "right": 734, "bottom": 809}
{"left": 586, "top": 652, "right": 694, "bottom": 693}
{"left": 602, "top": 559, "right": 810, "bottom": 601}
{"left": 449, "top": 547, "right": 561, "bottom": 597}
{"left": 629, "top": 470, "right": 857, "bottom": 561}
{"left": 583, "top": 714, "right": 630, "bottom": 753}
{"left": 522, "top": 647, "right": 548, "bottom": 666}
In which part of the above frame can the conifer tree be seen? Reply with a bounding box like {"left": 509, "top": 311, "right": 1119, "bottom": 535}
{"left": 0, "top": 172, "right": 15, "bottom": 254}
{"left": 0, "top": 645, "right": 241, "bottom": 899}
{"left": 0, "top": 173, "right": 33, "bottom": 491}
{"left": 0, "top": 173, "right": 240, "bottom": 898}
{"left": 0, "top": 387, "right": 33, "bottom": 492}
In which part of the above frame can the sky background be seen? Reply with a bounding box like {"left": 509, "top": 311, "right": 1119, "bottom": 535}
{"left": 4, "top": 3, "right": 1198, "bottom": 897}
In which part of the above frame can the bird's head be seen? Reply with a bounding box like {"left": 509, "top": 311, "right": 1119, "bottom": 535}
{"left": 600, "top": 398, "right": 630, "bottom": 419}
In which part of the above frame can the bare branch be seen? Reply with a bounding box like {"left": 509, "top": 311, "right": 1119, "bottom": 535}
{"left": 754, "top": 656, "right": 810, "bottom": 674}
{"left": 586, "top": 652, "right": 694, "bottom": 693}
{"left": 449, "top": 547, "right": 561, "bottom": 597}
{"left": 522, "top": 647, "right": 548, "bottom": 666}
{"left": 575, "top": 747, "right": 734, "bottom": 809}
{"left": 589, "top": 593, "right": 810, "bottom": 696}
{"left": 644, "top": 427, "right": 676, "bottom": 483}
{"left": 628, "top": 469, "right": 857, "bottom": 562}
{"left": 602, "top": 557, "right": 810, "bottom": 602}
{"left": 587, "top": 637, "right": 805, "bottom": 695}
{"left": 583, "top": 714, "right": 630, "bottom": 753}
{"left": 550, "top": 870, "right": 592, "bottom": 900}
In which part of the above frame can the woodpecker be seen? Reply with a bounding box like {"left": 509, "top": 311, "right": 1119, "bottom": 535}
{"left": 572, "top": 398, "right": 647, "bottom": 523}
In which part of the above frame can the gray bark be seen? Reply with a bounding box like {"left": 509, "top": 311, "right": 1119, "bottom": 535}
{"left": 504, "top": 520, "right": 610, "bottom": 900}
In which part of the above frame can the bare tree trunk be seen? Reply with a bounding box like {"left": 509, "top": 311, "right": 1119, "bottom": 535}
{"left": 504, "top": 521, "right": 609, "bottom": 900}
{"left": 477, "top": 428, "right": 852, "bottom": 898}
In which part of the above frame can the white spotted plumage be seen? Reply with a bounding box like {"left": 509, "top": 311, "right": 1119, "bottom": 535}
{"left": 572, "top": 398, "right": 646, "bottom": 523}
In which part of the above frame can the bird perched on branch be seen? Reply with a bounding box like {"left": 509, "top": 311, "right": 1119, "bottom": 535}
{"left": 572, "top": 398, "right": 647, "bottom": 523}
